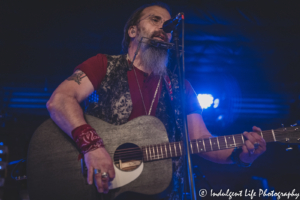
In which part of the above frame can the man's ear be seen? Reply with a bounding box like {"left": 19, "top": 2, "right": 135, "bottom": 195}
{"left": 128, "top": 26, "right": 137, "bottom": 38}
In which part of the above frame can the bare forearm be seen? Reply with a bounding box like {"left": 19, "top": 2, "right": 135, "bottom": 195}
{"left": 47, "top": 93, "right": 87, "bottom": 138}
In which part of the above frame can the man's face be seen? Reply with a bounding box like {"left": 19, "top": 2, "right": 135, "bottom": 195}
{"left": 135, "top": 6, "right": 172, "bottom": 43}
{"left": 129, "top": 6, "right": 171, "bottom": 76}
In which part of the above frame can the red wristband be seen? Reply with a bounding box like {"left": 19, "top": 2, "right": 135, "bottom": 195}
{"left": 71, "top": 124, "right": 104, "bottom": 154}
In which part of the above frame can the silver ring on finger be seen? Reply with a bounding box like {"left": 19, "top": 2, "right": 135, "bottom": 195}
{"left": 94, "top": 169, "right": 101, "bottom": 174}
{"left": 101, "top": 172, "right": 109, "bottom": 179}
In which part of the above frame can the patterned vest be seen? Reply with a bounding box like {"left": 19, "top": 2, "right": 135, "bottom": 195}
{"left": 85, "top": 55, "right": 185, "bottom": 200}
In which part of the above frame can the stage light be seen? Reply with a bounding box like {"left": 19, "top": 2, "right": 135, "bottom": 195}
{"left": 0, "top": 146, "right": 8, "bottom": 154}
{"left": 213, "top": 98, "right": 219, "bottom": 108}
{"left": 0, "top": 162, "right": 7, "bottom": 170}
{"left": 217, "top": 115, "right": 223, "bottom": 120}
{"left": 197, "top": 94, "right": 214, "bottom": 109}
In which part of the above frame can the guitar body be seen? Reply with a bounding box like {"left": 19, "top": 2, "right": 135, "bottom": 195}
{"left": 27, "top": 115, "right": 173, "bottom": 200}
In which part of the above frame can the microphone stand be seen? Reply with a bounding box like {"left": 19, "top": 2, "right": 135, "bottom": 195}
{"left": 173, "top": 14, "right": 197, "bottom": 200}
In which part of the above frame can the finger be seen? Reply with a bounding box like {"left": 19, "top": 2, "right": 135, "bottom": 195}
{"left": 252, "top": 126, "right": 262, "bottom": 132}
{"left": 252, "top": 126, "right": 266, "bottom": 144}
{"left": 250, "top": 131, "right": 263, "bottom": 142}
{"left": 94, "top": 173, "right": 103, "bottom": 193}
{"left": 87, "top": 166, "right": 93, "bottom": 185}
{"left": 108, "top": 169, "right": 115, "bottom": 181}
{"left": 101, "top": 176, "right": 109, "bottom": 194}
{"left": 245, "top": 140, "right": 255, "bottom": 155}
{"left": 243, "top": 131, "right": 257, "bottom": 144}
{"left": 241, "top": 144, "right": 249, "bottom": 155}
{"left": 248, "top": 132, "right": 266, "bottom": 153}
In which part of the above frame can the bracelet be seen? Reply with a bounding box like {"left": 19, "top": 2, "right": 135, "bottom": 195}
{"left": 71, "top": 124, "right": 104, "bottom": 154}
{"left": 230, "top": 148, "right": 252, "bottom": 167}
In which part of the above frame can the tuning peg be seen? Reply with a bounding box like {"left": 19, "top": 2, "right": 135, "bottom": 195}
{"left": 290, "top": 123, "right": 297, "bottom": 127}
{"left": 285, "top": 138, "right": 290, "bottom": 142}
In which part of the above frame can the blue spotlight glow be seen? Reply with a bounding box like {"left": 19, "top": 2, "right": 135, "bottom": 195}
{"left": 197, "top": 94, "right": 214, "bottom": 109}
{"left": 213, "top": 98, "right": 220, "bottom": 108}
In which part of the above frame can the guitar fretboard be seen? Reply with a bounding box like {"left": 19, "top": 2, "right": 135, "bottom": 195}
{"left": 142, "top": 129, "right": 282, "bottom": 162}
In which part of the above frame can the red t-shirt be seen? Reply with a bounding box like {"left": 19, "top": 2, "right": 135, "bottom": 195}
{"left": 75, "top": 54, "right": 202, "bottom": 120}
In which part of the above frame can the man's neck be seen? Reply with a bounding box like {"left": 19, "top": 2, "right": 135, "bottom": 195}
{"left": 128, "top": 45, "right": 152, "bottom": 75}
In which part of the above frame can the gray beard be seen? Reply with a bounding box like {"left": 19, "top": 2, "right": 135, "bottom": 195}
{"left": 139, "top": 41, "right": 169, "bottom": 76}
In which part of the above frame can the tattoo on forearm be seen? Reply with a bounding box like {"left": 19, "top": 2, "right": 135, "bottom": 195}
{"left": 67, "top": 71, "right": 87, "bottom": 85}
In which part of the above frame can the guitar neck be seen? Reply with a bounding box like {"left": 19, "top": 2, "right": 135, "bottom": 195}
{"left": 142, "top": 129, "right": 281, "bottom": 162}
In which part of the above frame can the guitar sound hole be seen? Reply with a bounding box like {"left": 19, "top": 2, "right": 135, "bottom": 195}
{"left": 114, "top": 143, "right": 143, "bottom": 172}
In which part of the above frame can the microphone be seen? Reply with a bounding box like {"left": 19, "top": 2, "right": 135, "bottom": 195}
{"left": 161, "top": 13, "right": 183, "bottom": 33}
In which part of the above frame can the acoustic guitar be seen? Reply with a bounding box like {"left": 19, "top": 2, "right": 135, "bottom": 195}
{"left": 27, "top": 115, "right": 300, "bottom": 200}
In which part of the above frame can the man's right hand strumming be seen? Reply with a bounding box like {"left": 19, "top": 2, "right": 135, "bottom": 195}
{"left": 47, "top": 69, "right": 116, "bottom": 193}
{"left": 85, "top": 148, "right": 115, "bottom": 193}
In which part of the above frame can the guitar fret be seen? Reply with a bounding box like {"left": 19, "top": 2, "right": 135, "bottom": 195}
{"left": 202, "top": 140, "right": 206, "bottom": 152}
{"left": 224, "top": 136, "right": 228, "bottom": 148}
{"left": 232, "top": 135, "right": 236, "bottom": 147}
{"left": 145, "top": 147, "right": 149, "bottom": 161}
{"left": 141, "top": 124, "right": 289, "bottom": 162}
{"left": 217, "top": 137, "right": 220, "bottom": 150}
{"left": 174, "top": 143, "right": 177, "bottom": 157}
{"left": 196, "top": 140, "right": 199, "bottom": 153}
{"left": 209, "top": 138, "right": 213, "bottom": 151}
{"left": 164, "top": 144, "right": 167, "bottom": 158}
{"left": 241, "top": 134, "right": 245, "bottom": 144}
{"left": 272, "top": 130, "right": 276, "bottom": 142}
{"left": 149, "top": 146, "right": 152, "bottom": 160}
{"left": 152, "top": 145, "right": 155, "bottom": 159}
{"left": 179, "top": 142, "right": 182, "bottom": 155}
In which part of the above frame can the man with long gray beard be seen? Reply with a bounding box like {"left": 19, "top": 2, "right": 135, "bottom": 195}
{"left": 47, "top": 2, "right": 266, "bottom": 200}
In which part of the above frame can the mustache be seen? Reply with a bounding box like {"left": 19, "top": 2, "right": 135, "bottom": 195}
{"left": 150, "top": 30, "right": 168, "bottom": 42}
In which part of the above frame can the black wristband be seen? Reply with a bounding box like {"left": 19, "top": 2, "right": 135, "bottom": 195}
{"left": 230, "top": 148, "right": 252, "bottom": 167}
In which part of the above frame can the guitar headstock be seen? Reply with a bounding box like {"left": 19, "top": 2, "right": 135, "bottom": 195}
{"left": 274, "top": 124, "right": 300, "bottom": 144}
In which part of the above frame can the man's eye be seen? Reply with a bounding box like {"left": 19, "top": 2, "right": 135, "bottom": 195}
{"left": 151, "top": 18, "right": 160, "bottom": 22}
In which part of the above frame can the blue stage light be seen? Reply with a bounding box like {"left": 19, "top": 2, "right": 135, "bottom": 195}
{"left": 197, "top": 94, "right": 214, "bottom": 109}
{"left": 217, "top": 115, "right": 223, "bottom": 120}
{"left": 213, "top": 98, "right": 220, "bottom": 108}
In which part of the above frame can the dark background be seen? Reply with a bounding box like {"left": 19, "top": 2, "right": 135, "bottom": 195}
{"left": 0, "top": 0, "right": 300, "bottom": 199}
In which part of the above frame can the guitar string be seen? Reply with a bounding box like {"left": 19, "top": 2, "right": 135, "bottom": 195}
{"left": 113, "top": 141, "right": 271, "bottom": 160}
{"left": 112, "top": 134, "right": 295, "bottom": 156}
{"left": 112, "top": 130, "right": 294, "bottom": 154}
{"left": 113, "top": 136, "right": 292, "bottom": 162}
